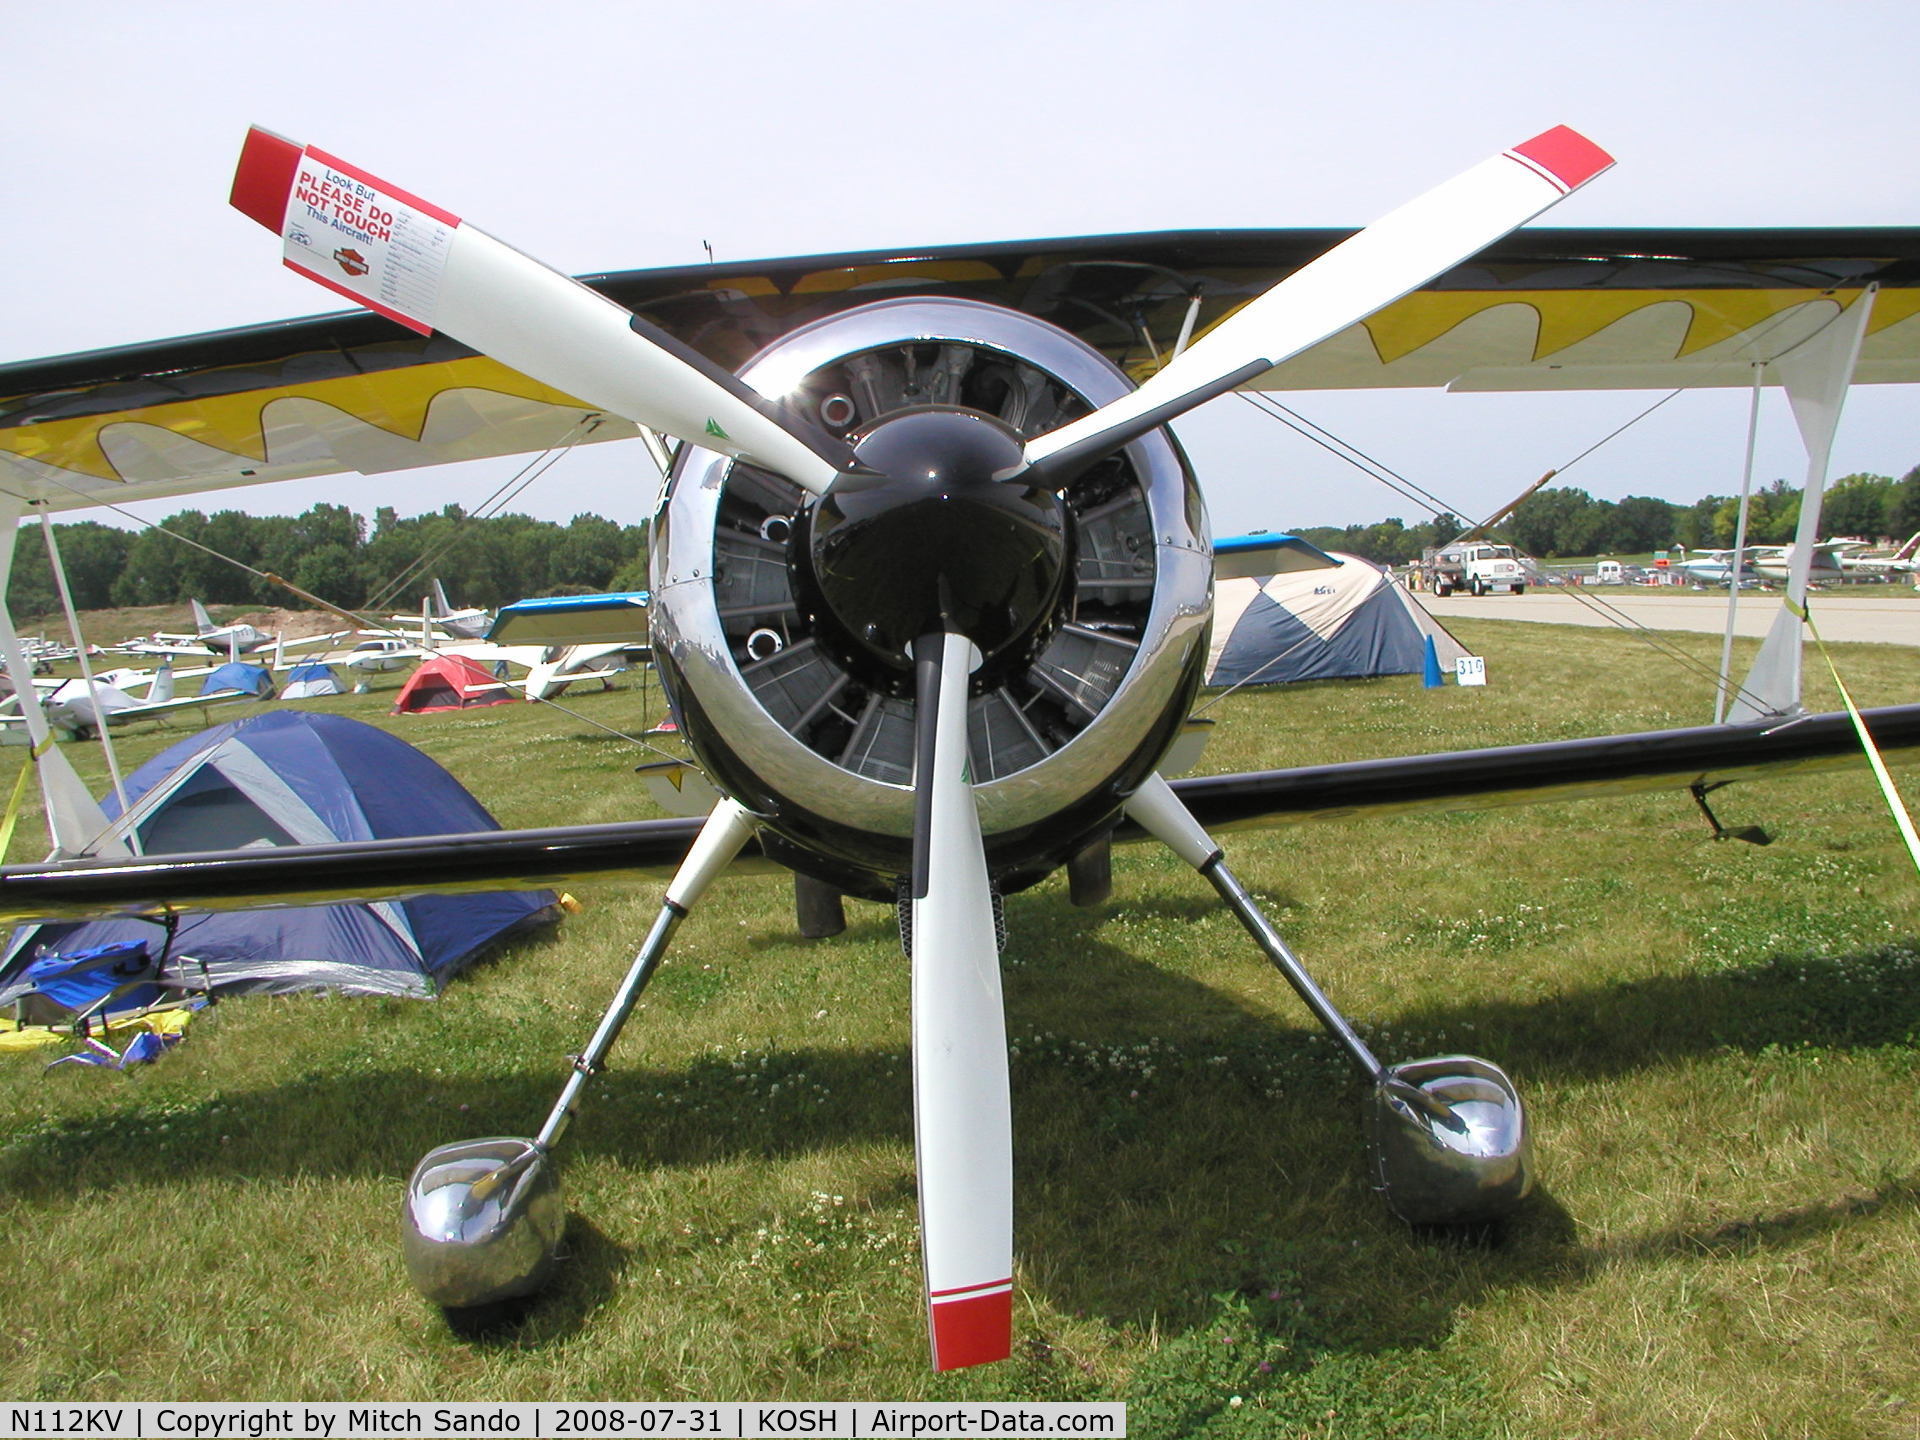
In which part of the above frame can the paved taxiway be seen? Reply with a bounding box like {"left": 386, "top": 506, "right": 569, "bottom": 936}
{"left": 1414, "top": 589, "right": 1920, "bottom": 648}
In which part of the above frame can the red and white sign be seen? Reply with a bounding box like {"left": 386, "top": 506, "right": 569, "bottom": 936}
{"left": 232, "top": 129, "right": 459, "bottom": 335}
{"left": 280, "top": 148, "right": 458, "bottom": 334}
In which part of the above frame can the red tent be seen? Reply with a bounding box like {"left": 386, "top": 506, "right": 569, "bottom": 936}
{"left": 391, "top": 654, "right": 520, "bottom": 714}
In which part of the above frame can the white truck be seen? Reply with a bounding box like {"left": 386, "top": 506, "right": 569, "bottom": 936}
{"left": 1421, "top": 542, "right": 1527, "bottom": 597}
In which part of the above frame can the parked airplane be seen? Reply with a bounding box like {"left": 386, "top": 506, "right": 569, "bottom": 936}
{"left": 1671, "top": 547, "right": 1766, "bottom": 587}
{"left": 0, "top": 660, "right": 256, "bottom": 740}
{"left": 124, "top": 600, "right": 276, "bottom": 659}
{"left": 0, "top": 123, "right": 1917, "bottom": 1370}
{"left": 1831, "top": 531, "right": 1920, "bottom": 577}
{"left": 385, "top": 580, "right": 492, "bottom": 642}
{"left": 340, "top": 636, "right": 418, "bottom": 674}
{"left": 1687, "top": 536, "right": 1917, "bottom": 588}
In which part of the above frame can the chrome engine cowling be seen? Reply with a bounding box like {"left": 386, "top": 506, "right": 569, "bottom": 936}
{"left": 650, "top": 297, "right": 1212, "bottom": 900}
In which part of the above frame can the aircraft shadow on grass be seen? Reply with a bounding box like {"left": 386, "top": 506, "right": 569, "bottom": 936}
{"left": 7, "top": 906, "right": 1920, "bottom": 1353}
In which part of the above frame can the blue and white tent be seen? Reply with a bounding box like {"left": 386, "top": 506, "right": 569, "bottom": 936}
{"left": 281, "top": 662, "right": 344, "bottom": 699}
{"left": 0, "top": 712, "right": 556, "bottom": 1002}
{"left": 1206, "top": 547, "right": 1467, "bottom": 688}
{"left": 199, "top": 661, "right": 275, "bottom": 698}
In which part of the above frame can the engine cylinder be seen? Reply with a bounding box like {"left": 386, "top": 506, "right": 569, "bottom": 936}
{"left": 650, "top": 296, "right": 1211, "bottom": 897}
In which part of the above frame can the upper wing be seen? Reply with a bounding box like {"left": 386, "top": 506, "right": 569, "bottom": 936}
{"left": 3, "top": 703, "right": 1914, "bottom": 923}
{"left": 2, "top": 227, "right": 1916, "bottom": 513}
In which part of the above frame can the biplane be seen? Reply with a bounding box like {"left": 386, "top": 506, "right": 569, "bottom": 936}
{"left": 0, "top": 123, "right": 1917, "bottom": 1370}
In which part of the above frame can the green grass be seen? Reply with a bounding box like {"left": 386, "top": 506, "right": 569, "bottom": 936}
{"left": 1, "top": 619, "right": 1919, "bottom": 1435}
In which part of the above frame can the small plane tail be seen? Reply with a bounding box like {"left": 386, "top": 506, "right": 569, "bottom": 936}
{"left": 149, "top": 660, "right": 175, "bottom": 704}
{"left": 430, "top": 578, "right": 454, "bottom": 617}
{"left": 190, "top": 599, "right": 215, "bottom": 634}
{"left": 1896, "top": 531, "right": 1920, "bottom": 563}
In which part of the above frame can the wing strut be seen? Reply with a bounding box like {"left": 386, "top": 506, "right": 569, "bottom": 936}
{"left": 0, "top": 495, "right": 123, "bottom": 859}
{"left": 1123, "top": 774, "right": 1532, "bottom": 1225}
{"left": 401, "top": 798, "right": 757, "bottom": 1308}
{"left": 1729, "top": 285, "right": 1879, "bottom": 723}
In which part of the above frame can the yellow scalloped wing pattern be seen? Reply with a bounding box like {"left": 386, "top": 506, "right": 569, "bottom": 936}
{"left": 1, "top": 355, "right": 592, "bottom": 481}
{"left": 1132, "top": 284, "right": 1919, "bottom": 382}
{"left": 1362, "top": 286, "right": 1916, "bottom": 365}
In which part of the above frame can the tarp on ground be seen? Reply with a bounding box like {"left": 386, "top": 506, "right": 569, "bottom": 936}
{"left": 0, "top": 711, "right": 557, "bottom": 1004}
{"left": 281, "top": 662, "right": 344, "bottom": 699}
{"left": 1206, "top": 552, "right": 1469, "bottom": 687}
{"left": 392, "top": 653, "right": 519, "bottom": 714}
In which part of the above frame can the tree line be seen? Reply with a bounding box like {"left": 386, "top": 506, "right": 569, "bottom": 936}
{"left": 14, "top": 465, "right": 1920, "bottom": 619}
{"left": 1292, "top": 466, "right": 1920, "bottom": 566}
{"left": 6, "top": 504, "right": 650, "bottom": 620}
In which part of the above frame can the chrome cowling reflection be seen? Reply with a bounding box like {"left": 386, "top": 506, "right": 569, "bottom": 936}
{"left": 401, "top": 1136, "right": 563, "bottom": 1308}
{"left": 1369, "top": 1055, "right": 1532, "bottom": 1225}
{"left": 649, "top": 296, "right": 1211, "bottom": 884}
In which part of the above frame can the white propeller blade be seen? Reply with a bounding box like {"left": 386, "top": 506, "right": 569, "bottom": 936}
{"left": 1023, "top": 125, "right": 1614, "bottom": 479}
{"left": 229, "top": 127, "right": 849, "bottom": 496}
{"left": 909, "top": 632, "right": 1013, "bottom": 1371}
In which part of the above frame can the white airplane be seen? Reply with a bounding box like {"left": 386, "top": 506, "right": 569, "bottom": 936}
{"left": 1832, "top": 531, "right": 1920, "bottom": 577}
{"left": 413, "top": 580, "right": 493, "bottom": 641}
{"left": 0, "top": 660, "right": 254, "bottom": 740}
{"left": 123, "top": 600, "right": 276, "bottom": 658}
{"left": 341, "top": 636, "right": 420, "bottom": 674}
{"left": 1672, "top": 546, "right": 1767, "bottom": 587}
{"left": 1749, "top": 542, "right": 1860, "bottom": 585}
{"left": 482, "top": 591, "right": 648, "bottom": 698}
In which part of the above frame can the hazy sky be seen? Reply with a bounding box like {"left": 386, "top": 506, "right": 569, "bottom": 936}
{"left": 7, "top": 0, "right": 1915, "bottom": 539}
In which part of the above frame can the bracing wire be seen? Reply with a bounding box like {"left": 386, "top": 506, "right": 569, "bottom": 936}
{"left": 1226, "top": 388, "right": 1779, "bottom": 716}
{"left": 362, "top": 416, "right": 602, "bottom": 612}
{"left": 34, "top": 455, "right": 686, "bottom": 766}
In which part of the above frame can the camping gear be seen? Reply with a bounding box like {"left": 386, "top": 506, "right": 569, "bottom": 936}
{"left": 0, "top": 711, "right": 557, "bottom": 1003}
{"left": 0, "top": 1003, "right": 199, "bottom": 1055}
{"left": 198, "top": 661, "right": 275, "bottom": 698}
{"left": 392, "top": 654, "right": 520, "bottom": 714}
{"left": 46, "top": 1028, "right": 186, "bottom": 1070}
{"left": 281, "top": 662, "right": 344, "bottom": 699}
{"left": 1206, "top": 550, "right": 1468, "bottom": 688}
{"left": 2, "top": 940, "right": 164, "bottom": 1025}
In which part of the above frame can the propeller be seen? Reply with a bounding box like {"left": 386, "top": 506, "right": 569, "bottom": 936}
{"left": 1020, "top": 125, "right": 1614, "bottom": 483}
{"left": 232, "top": 121, "right": 1611, "bottom": 1366}
{"left": 228, "top": 127, "right": 853, "bottom": 495}
{"left": 233, "top": 126, "right": 1608, "bottom": 509}
{"left": 908, "top": 631, "right": 1013, "bottom": 1371}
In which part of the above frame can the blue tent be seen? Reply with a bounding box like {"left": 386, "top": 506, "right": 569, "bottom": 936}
{"left": 282, "top": 662, "right": 344, "bottom": 699}
{"left": 0, "top": 712, "right": 557, "bottom": 1003}
{"left": 1206, "top": 551, "right": 1467, "bottom": 688}
{"left": 199, "top": 661, "right": 275, "bottom": 698}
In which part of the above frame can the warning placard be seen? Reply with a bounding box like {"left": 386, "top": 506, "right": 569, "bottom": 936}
{"left": 279, "top": 148, "right": 459, "bottom": 334}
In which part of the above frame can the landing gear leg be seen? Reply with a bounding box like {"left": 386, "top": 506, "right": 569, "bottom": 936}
{"left": 401, "top": 799, "right": 758, "bottom": 1308}
{"left": 1123, "top": 775, "right": 1533, "bottom": 1225}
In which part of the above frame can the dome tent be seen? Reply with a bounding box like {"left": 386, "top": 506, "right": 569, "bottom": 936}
{"left": 0, "top": 711, "right": 557, "bottom": 1003}
{"left": 198, "top": 661, "right": 275, "bottom": 697}
{"left": 392, "top": 653, "right": 519, "bottom": 714}
{"left": 1206, "top": 550, "right": 1468, "bottom": 688}
{"left": 281, "top": 662, "right": 344, "bottom": 699}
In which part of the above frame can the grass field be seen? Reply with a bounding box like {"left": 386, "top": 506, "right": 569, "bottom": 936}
{"left": 2, "top": 615, "right": 1919, "bottom": 1437}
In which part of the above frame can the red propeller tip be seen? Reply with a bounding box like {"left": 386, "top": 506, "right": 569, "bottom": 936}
{"left": 230, "top": 126, "right": 303, "bottom": 232}
{"left": 1508, "top": 126, "right": 1615, "bottom": 193}
{"left": 930, "top": 1282, "right": 1014, "bottom": 1371}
